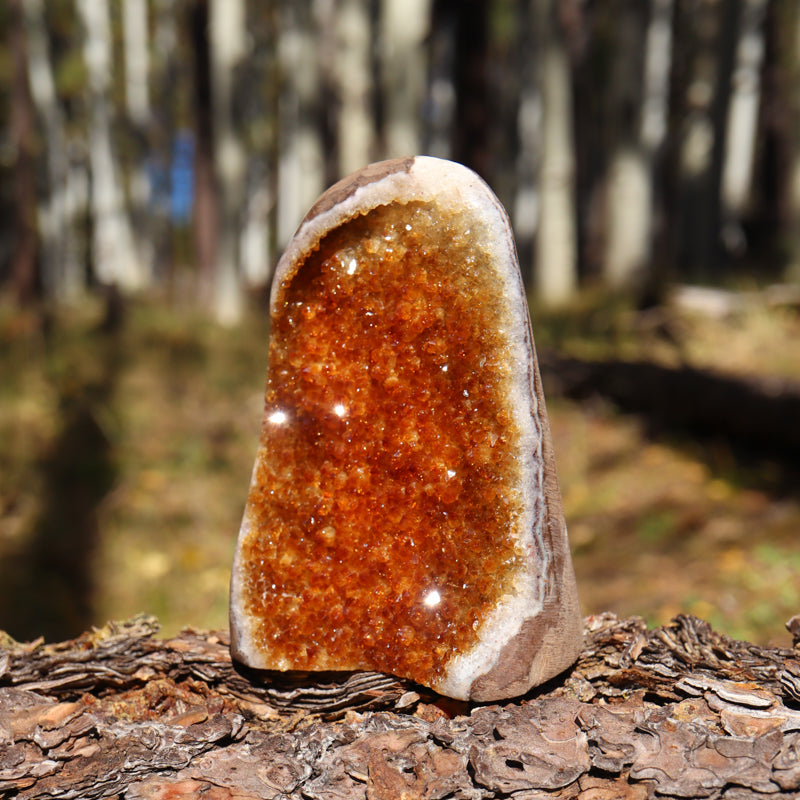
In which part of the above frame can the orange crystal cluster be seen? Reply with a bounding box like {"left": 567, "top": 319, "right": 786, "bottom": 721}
{"left": 237, "top": 200, "right": 526, "bottom": 682}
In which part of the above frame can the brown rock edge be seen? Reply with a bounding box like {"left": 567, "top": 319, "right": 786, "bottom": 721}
{"left": 1, "top": 613, "right": 799, "bottom": 799}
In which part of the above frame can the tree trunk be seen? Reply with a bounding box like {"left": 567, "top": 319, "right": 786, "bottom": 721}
{"left": 532, "top": 0, "right": 578, "bottom": 304}
{"left": 122, "top": 0, "right": 153, "bottom": 291}
{"left": 771, "top": 0, "right": 800, "bottom": 282}
{"left": 209, "top": 0, "right": 247, "bottom": 325}
{"left": 720, "top": 0, "right": 768, "bottom": 257}
{"left": 602, "top": 0, "right": 668, "bottom": 291}
{"left": 449, "top": 0, "right": 490, "bottom": 177}
{"left": 604, "top": 146, "right": 652, "bottom": 288}
{"left": 122, "top": 0, "right": 150, "bottom": 128}
{"left": 379, "top": 0, "right": 432, "bottom": 158}
{"left": 1, "top": 613, "right": 798, "bottom": 798}
{"left": 190, "top": 0, "right": 218, "bottom": 305}
{"left": 23, "top": 0, "right": 84, "bottom": 302}
{"left": 240, "top": 181, "right": 274, "bottom": 290}
{"left": 513, "top": 0, "right": 540, "bottom": 282}
{"left": 8, "top": 0, "right": 40, "bottom": 305}
{"left": 77, "top": 0, "right": 145, "bottom": 292}
{"left": 276, "top": 0, "right": 325, "bottom": 249}
{"left": 146, "top": 0, "right": 179, "bottom": 289}
{"left": 336, "top": 0, "right": 376, "bottom": 176}
{"left": 240, "top": 1, "right": 279, "bottom": 291}
{"left": 425, "top": 0, "right": 457, "bottom": 160}
{"left": 674, "top": 0, "right": 740, "bottom": 281}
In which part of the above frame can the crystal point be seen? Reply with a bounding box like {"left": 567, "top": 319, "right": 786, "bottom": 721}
{"left": 230, "top": 156, "right": 582, "bottom": 701}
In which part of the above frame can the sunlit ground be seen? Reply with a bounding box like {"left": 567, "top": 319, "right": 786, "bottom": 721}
{"left": 0, "top": 293, "right": 798, "bottom": 647}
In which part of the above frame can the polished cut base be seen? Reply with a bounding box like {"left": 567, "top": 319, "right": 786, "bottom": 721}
{"left": 230, "top": 156, "right": 582, "bottom": 701}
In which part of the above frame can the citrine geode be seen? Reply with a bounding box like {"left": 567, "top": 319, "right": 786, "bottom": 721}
{"left": 230, "top": 156, "right": 582, "bottom": 701}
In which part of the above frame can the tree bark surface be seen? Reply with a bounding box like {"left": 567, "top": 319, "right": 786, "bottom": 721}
{"left": 1, "top": 613, "right": 799, "bottom": 799}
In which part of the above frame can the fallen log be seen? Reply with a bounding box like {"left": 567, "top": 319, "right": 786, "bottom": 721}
{"left": 1, "top": 613, "right": 799, "bottom": 799}
{"left": 668, "top": 284, "right": 800, "bottom": 318}
{"left": 540, "top": 353, "right": 800, "bottom": 457}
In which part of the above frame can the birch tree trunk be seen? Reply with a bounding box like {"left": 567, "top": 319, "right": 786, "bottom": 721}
{"left": 209, "top": 0, "right": 247, "bottom": 325}
{"left": 122, "top": 0, "right": 150, "bottom": 128}
{"left": 121, "top": 0, "right": 150, "bottom": 169}
{"left": 640, "top": 0, "right": 674, "bottom": 279}
{"left": 240, "top": 3, "right": 279, "bottom": 290}
{"left": 77, "top": 0, "right": 146, "bottom": 292}
{"left": 276, "top": 0, "right": 325, "bottom": 250}
{"left": 240, "top": 181, "right": 273, "bottom": 289}
{"left": 602, "top": 2, "right": 648, "bottom": 290}
{"left": 513, "top": 0, "right": 541, "bottom": 281}
{"left": 23, "top": 0, "right": 83, "bottom": 301}
{"left": 122, "top": 0, "right": 153, "bottom": 287}
{"left": 720, "top": 0, "right": 768, "bottom": 256}
{"left": 336, "top": 0, "right": 376, "bottom": 176}
{"left": 532, "top": 0, "right": 578, "bottom": 304}
{"left": 602, "top": 0, "right": 672, "bottom": 291}
{"left": 379, "top": 0, "right": 432, "bottom": 158}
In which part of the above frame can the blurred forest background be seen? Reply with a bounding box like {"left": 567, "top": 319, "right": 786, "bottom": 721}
{"left": 0, "top": 0, "right": 798, "bottom": 647}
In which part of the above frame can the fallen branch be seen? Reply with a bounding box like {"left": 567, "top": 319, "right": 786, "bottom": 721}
{"left": 1, "top": 613, "right": 799, "bottom": 799}
{"left": 668, "top": 284, "right": 800, "bottom": 318}
{"left": 541, "top": 353, "right": 800, "bottom": 456}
